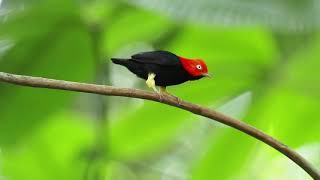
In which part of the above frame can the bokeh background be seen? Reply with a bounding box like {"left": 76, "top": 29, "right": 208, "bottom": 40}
{"left": 0, "top": 0, "right": 320, "bottom": 180}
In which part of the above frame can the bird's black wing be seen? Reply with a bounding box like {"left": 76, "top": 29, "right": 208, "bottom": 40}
{"left": 131, "top": 50, "right": 180, "bottom": 66}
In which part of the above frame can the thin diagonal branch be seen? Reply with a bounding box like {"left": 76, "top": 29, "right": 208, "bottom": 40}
{"left": 0, "top": 71, "right": 319, "bottom": 179}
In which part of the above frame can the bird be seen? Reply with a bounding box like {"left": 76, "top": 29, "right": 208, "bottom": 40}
{"left": 111, "top": 50, "right": 210, "bottom": 95}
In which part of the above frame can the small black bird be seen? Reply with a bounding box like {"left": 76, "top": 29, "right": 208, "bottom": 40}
{"left": 111, "top": 50, "right": 210, "bottom": 94}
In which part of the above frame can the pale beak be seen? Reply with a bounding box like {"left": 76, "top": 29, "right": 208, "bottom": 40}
{"left": 203, "top": 73, "right": 212, "bottom": 78}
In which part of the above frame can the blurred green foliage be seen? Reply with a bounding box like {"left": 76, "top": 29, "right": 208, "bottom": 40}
{"left": 0, "top": 0, "right": 319, "bottom": 180}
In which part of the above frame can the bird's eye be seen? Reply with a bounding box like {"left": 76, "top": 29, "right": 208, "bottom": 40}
{"left": 196, "top": 64, "right": 202, "bottom": 70}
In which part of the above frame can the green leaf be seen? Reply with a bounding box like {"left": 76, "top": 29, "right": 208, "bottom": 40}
{"left": 104, "top": 8, "right": 171, "bottom": 54}
{"left": 191, "top": 130, "right": 258, "bottom": 180}
{"left": 257, "top": 143, "right": 319, "bottom": 180}
{"left": 252, "top": 36, "right": 320, "bottom": 147}
{"left": 109, "top": 101, "right": 195, "bottom": 159}
{"left": 0, "top": 0, "right": 78, "bottom": 41}
{"left": 125, "top": 0, "right": 319, "bottom": 31}
{"left": 2, "top": 111, "right": 95, "bottom": 180}
{"left": 189, "top": 93, "right": 262, "bottom": 180}
{"left": 217, "top": 91, "right": 252, "bottom": 119}
{"left": 0, "top": 3, "right": 95, "bottom": 145}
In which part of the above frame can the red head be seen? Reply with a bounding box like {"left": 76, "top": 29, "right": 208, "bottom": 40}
{"left": 179, "top": 56, "right": 210, "bottom": 77}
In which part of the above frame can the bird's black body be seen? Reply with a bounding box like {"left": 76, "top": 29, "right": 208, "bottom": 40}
{"left": 111, "top": 51, "right": 201, "bottom": 86}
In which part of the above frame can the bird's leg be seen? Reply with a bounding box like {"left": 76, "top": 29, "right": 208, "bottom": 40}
{"left": 146, "top": 73, "right": 158, "bottom": 93}
{"left": 146, "top": 73, "right": 165, "bottom": 101}
{"left": 159, "top": 86, "right": 181, "bottom": 106}
{"left": 158, "top": 86, "right": 168, "bottom": 102}
{"left": 159, "top": 86, "right": 168, "bottom": 94}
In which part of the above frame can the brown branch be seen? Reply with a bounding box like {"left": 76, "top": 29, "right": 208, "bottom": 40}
{"left": 0, "top": 71, "right": 319, "bottom": 179}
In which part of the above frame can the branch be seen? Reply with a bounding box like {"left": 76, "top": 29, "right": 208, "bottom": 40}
{"left": 0, "top": 71, "right": 319, "bottom": 179}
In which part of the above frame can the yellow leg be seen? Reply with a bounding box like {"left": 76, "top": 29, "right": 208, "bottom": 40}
{"left": 159, "top": 86, "right": 181, "bottom": 105}
{"left": 146, "top": 73, "right": 158, "bottom": 92}
{"left": 159, "top": 86, "right": 168, "bottom": 94}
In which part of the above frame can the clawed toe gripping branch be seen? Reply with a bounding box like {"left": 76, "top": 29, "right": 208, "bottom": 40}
{"left": 0, "top": 71, "right": 319, "bottom": 179}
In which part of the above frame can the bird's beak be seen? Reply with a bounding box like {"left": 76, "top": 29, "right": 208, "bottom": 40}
{"left": 203, "top": 73, "right": 212, "bottom": 78}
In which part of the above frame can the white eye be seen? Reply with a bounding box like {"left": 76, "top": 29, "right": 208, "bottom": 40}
{"left": 196, "top": 64, "right": 202, "bottom": 70}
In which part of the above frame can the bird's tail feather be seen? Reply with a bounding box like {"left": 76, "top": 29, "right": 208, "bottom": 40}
{"left": 111, "top": 58, "right": 130, "bottom": 65}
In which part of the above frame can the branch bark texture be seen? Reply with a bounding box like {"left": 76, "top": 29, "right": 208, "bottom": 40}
{"left": 0, "top": 72, "right": 319, "bottom": 179}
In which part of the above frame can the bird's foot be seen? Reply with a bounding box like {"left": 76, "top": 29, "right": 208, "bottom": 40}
{"left": 170, "top": 94, "right": 181, "bottom": 106}
{"left": 159, "top": 87, "right": 181, "bottom": 106}
{"left": 158, "top": 92, "right": 164, "bottom": 102}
